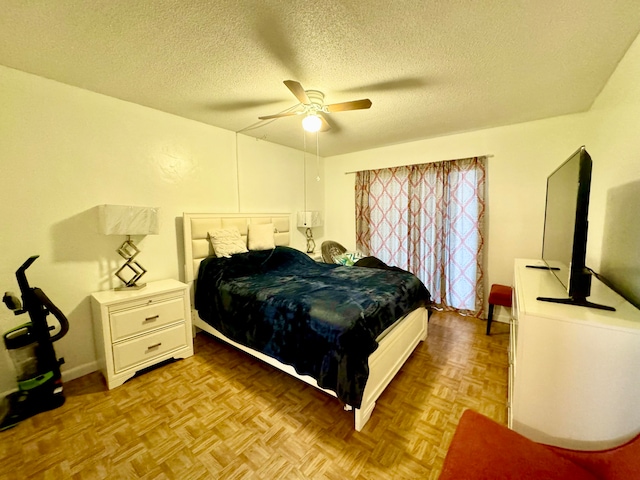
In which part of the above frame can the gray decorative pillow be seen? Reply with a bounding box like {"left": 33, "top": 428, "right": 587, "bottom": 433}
{"left": 208, "top": 227, "right": 248, "bottom": 258}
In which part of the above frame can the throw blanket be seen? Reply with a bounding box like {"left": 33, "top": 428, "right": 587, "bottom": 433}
{"left": 195, "top": 246, "right": 431, "bottom": 407}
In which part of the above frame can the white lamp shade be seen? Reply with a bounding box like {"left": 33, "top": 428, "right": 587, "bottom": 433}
{"left": 297, "top": 211, "right": 323, "bottom": 228}
{"left": 98, "top": 205, "right": 159, "bottom": 235}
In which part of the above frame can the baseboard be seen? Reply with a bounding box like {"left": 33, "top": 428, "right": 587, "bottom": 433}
{"left": 0, "top": 362, "right": 99, "bottom": 400}
{"left": 486, "top": 310, "right": 511, "bottom": 325}
{"left": 493, "top": 311, "right": 511, "bottom": 324}
{"left": 61, "top": 361, "right": 99, "bottom": 383}
{"left": 0, "top": 387, "right": 17, "bottom": 399}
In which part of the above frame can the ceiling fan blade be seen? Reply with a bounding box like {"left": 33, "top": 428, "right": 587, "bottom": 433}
{"left": 206, "top": 98, "right": 284, "bottom": 112}
{"left": 340, "top": 77, "right": 426, "bottom": 94}
{"left": 325, "top": 99, "right": 372, "bottom": 113}
{"left": 284, "top": 80, "right": 311, "bottom": 104}
{"left": 258, "top": 111, "right": 300, "bottom": 120}
{"left": 319, "top": 113, "right": 332, "bottom": 132}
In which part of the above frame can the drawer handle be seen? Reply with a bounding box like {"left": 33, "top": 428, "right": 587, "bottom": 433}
{"left": 147, "top": 342, "right": 162, "bottom": 350}
{"left": 144, "top": 315, "right": 159, "bottom": 323}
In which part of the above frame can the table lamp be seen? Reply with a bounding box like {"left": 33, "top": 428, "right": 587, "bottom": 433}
{"left": 297, "top": 211, "right": 322, "bottom": 253}
{"left": 98, "top": 205, "right": 159, "bottom": 290}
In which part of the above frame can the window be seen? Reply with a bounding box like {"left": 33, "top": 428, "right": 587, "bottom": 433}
{"left": 355, "top": 157, "right": 486, "bottom": 315}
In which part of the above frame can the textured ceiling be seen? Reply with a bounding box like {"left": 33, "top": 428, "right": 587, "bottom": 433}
{"left": 1, "top": 1, "right": 639, "bottom": 157}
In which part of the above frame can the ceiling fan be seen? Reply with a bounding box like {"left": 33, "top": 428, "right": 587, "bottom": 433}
{"left": 258, "top": 80, "right": 372, "bottom": 132}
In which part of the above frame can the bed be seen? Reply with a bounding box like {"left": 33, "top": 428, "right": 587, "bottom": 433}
{"left": 183, "top": 212, "right": 430, "bottom": 431}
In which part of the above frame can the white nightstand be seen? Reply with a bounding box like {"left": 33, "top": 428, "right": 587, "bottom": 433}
{"left": 90, "top": 279, "right": 193, "bottom": 389}
{"left": 307, "top": 252, "right": 323, "bottom": 262}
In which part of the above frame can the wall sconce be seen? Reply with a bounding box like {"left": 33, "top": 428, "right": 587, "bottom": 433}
{"left": 98, "top": 205, "right": 159, "bottom": 290}
{"left": 297, "top": 211, "right": 323, "bottom": 253}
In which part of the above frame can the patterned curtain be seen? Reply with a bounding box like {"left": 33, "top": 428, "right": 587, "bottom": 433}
{"left": 354, "top": 170, "right": 372, "bottom": 255}
{"left": 355, "top": 157, "right": 486, "bottom": 316}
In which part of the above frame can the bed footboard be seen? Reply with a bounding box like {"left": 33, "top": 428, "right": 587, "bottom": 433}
{"left": 354, "top": 306, "right": 428, "bottom": 431}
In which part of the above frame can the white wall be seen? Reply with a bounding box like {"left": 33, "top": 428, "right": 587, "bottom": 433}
{"left": 324, "top": 115, "right": 590, "bottom": 315}
{"left": 324, "top": 30, "right": 640, "bottom": 318}
{"left": 2, "top": 27, "right": 638, "bottom": 394}
{"left": 584, "top": 33, "right": 640, "bottom": 267}
{"left": 0, "top": 66, "right": 323, "bottom": 393}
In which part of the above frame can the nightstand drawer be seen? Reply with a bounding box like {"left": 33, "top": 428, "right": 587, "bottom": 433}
{"left": 110, "top": 298, "right": 184, "bottom": 341}
{"left": 113, "top": 323, "right": 187, "bottom": 373}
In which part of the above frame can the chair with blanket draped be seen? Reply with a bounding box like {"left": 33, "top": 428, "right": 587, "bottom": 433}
{"left": 321, "top": 241, "right": 347, "bottom": 264}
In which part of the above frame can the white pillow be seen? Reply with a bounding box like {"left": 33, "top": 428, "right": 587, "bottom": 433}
{"left": 247, "top": 223, "right": 275, "bottom": 251}
{"left": 208, "top": 227, "right": 248, "bottom": 258}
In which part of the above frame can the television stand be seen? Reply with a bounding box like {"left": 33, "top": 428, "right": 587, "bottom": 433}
{"left": 510, "top": 259, "right": 640, "bottom": 450}
{"left": 536, "top": 296, "right": 615, "bottom": 311}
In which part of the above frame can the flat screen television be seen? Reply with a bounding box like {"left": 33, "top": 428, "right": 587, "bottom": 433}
{"left": 537, "top": 146, "right": 614, "bottom": 311}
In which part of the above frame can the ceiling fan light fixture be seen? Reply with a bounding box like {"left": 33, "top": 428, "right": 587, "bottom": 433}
{"left": 302, "top": 114, "right": 322, "bottom": 133}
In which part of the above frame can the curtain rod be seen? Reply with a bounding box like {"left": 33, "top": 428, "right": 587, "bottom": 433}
{"left": 343, "top": 154, "right": 494, "bottom": 175}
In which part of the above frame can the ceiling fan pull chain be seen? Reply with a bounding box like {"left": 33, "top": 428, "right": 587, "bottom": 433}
{"left": 316, "top": 132, "right": 321, "bottom": 182}
{"left": 303, "top": 130, "right": 307, "bottom": 213}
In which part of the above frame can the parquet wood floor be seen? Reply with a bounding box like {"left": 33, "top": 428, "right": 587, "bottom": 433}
{"left": 0, "top": 311, "right": 509, "bottom": 479}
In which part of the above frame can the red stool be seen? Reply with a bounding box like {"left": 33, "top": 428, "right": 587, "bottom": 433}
{"left": 487, "top": 284, "right": 512, "bottom": 335}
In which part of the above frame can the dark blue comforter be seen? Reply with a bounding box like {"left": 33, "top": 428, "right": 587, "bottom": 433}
{"left": 195, "top": 246, "right": 430, "bottom": 407}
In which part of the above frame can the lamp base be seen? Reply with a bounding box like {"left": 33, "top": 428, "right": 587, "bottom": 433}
{"left": 114, "top": 237, "right": 148, "bottom": 290}
{"left": 114, "top": 283, "right": 146, "bottom": 291}
{"left": 305, "top": 228, "right": 316, "bottom": 254}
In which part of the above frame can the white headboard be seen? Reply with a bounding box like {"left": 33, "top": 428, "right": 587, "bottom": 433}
{"left": 182, "top": 213, "right": 291, "bottom": 287}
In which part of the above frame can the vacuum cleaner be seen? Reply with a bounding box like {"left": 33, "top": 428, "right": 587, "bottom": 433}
{"left": 0, "top": 255, "right": 69, "bottom": 431}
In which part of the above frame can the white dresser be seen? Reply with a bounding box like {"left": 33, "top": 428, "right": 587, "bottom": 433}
{"left": 91, "top": 279, "right": 193, "bottom": 389}
{"left": 510, "top": 259, "right": 640, "bottom": 449}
